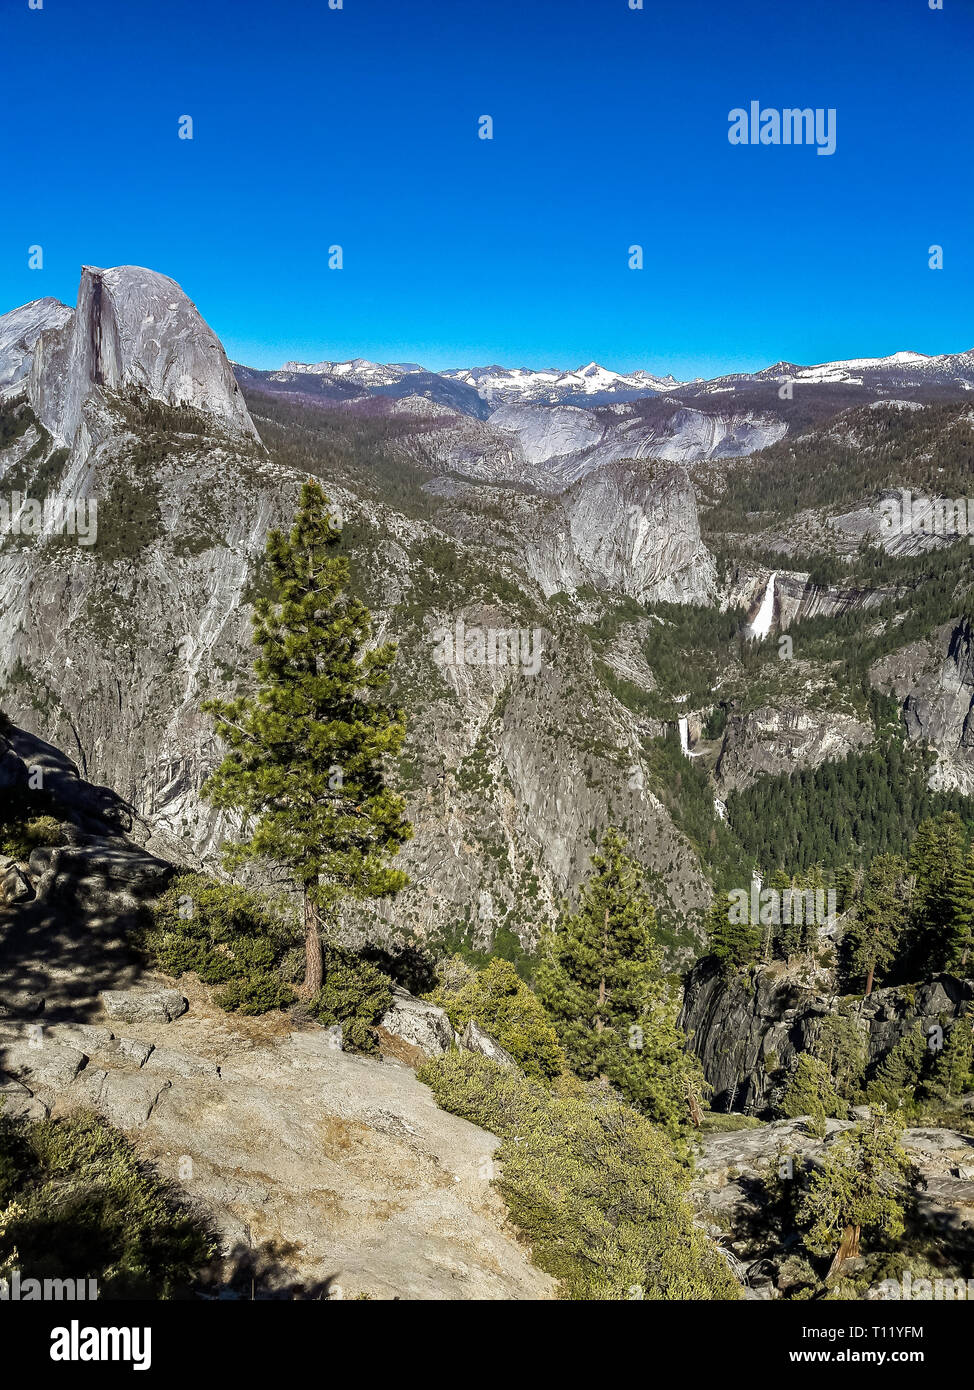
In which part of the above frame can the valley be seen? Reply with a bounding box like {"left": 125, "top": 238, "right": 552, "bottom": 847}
{"left": 2, "top": 263, "right": 974, "bottom": 1302}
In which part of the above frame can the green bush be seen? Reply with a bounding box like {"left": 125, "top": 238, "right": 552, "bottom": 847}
{"left": 419, "top": 1049, "right": 549, "bottom": 1135}
{"left": 0, "top": 813, "right": 62, "bottom": 862}
{"left": 213, "top": 975, "right": 296, "bottom": 1015}
{"left": 307, "top": 946, "right": 395, "bottom": 1054}
{"left": 418, "top": 1052, "right": 739, "bottom": 1300}
{"left": 0, "top": 1109, "right": 214, "bottom": 1298}
{"left": 145, "top": 873, "right": 297, "bottom": 1015}
{"left": 430, "top": 958, "right": 564, "bottom": 1080}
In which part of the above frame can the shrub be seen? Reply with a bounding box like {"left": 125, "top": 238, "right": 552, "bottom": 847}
{"left": 0, "top": 814, "right": 62, "bottom": 862}
{"left": 418, "top": 1050, "right": 549, "bottom": 1136}
{"left": 145, "top": 873, "right": 296, "bottom": 1015}
{"left": 307, "top": 946, "right": 395, "bottom": 1054}
{"left": 417, "top": 1052, "right": 739, "bottom": 1301}
{"left": 431, "top": 958, "right": 564, "bottom": 1081}
{"left": 0, "top": 1109, "right": 214, "bottom": 1298}
{"left": 213, "top": 975, "right": 296, "bottom": 1015}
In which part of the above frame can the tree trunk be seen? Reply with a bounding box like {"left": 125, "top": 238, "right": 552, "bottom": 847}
{"left": 864, "top": 964, "right": 875, "bottom": 997}
{"left": 827, "top": 1223, "right": 861, "bottom": 1280}
{"left": 686, "top": 1080, "right": 703, "bottom": 1128}
{"left": 302, "top": 890, "right": 323, "bottom": 997}
{"left": 596, "top": 905, "right": 609, "bottom": 1033}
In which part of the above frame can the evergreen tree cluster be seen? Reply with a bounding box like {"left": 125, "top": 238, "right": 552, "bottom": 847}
{"left": 727, "top": 742, "right": 973, "bottom": 876}
{"left": 536, "top": 828, "right": 704, "bottom": 1136}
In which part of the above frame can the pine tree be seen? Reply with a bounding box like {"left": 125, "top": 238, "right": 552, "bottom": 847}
{"left": 945, "top": 842, "right": 974, "bottom": 973}
{"left": 707, "top": 896, "right": 760, "bottom": 975}
{"left": 909, "top": 811, "right": 967, "bottom": 965}
{"left": 536, "top": 828, "right": 702, "bottom": 1135}
{"left": 797, "top": 1114, "right": 915, "bottom": 1279}
{"left": 867, "top": 1023, "right": 927, "bottom": 1112}
{"left": 813, "top": 1009, "right": 868, "bottom": 1103}
{"left": 922, "top": 1016, "right": 974, "bottom": 1103}
{"left": 842, "top": 854, "right": 909, "bottom": 995}
{"left": 202, "top": 480, "right": 412, "bottom": 994}
{"left": 780, "top": 1055, "right": 840, "bottom": 1137}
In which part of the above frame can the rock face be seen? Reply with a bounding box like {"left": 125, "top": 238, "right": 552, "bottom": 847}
{"left": 722, "top": 566, "right": 897, "bottom": 635}
{"left": 871, "top": 619, "right": 974, "bottom": 794}
{"left": 26, "top": 265, "right": 259, "bottom": 447}
{"left": 680, "top": 958, "right": 974, "bottom": 1115}
{"left": 555, "top": 461, "right": 717, "bottom": 604}
{"left": 715, "top": 704, "right": 873, "bottom": 794}
{"left": 0, "top": 297, "right": 73, "bottom": 397}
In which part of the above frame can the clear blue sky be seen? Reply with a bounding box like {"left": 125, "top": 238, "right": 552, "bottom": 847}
{"left": 2, "top": 0, "right": 971, "bottom": 376}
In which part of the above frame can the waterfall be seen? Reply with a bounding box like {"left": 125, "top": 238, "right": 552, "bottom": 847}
{"left": 749, "top": 571, "right": 776, "bottom": 639}
{"left": 678, "top": 716, "right": 690, "bottom": 757}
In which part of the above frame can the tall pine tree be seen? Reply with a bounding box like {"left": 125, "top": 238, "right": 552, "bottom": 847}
{"left": 536, "top": 828, "right": 703, "bottom": 1135}
{"left": 909, "top": 811, "right": 967, "bottom": 966}
{"left": 945, "top": 841, "right": 974, "bottom": 972}
{"left": 842, "top": 853, "right": 909, "bottom": 995}
{"left": 203, "top": 481, "right": 412, "bottom": 994}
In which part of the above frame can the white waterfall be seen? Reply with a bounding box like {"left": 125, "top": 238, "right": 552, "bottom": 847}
{"left": 678, "top": 716, "right": 690, "bottom": 757}
{"left": 749, "top": 571, "right": 776, "bottom": 640}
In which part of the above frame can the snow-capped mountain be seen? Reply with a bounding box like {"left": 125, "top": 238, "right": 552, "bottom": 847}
{"left": 255, "top": 342, "right": 974, "bottom": 417}
{"left": 442, "top": 361, "right": 683, "bottom": 406}
{"left": 274, "top": 357, "right": 422, "bottom": 389}
{"left": 695, "top": 348, "right": 974, "bottom": 395}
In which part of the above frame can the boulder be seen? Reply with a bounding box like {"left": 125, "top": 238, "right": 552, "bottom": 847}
{"left": 0, "top": 1036, "right": 88, "bottom": 1091}
{"left": 457, "top": 1018, "right": 517, "bottom": 1070}
{"left": 380, "top": 987, "right": 454, "bottom": 1057}
{"left": 0, "top": 856, "right": 33, "bottom": 904}
{"left": 0, "top": 1076, "right": 47, "bottom": 1121}
{"left": 99, "top": 988, "right": 187, "bottom": 1024}
{"left": 69, "top": 1068, "right": 172, "bottom": 1129}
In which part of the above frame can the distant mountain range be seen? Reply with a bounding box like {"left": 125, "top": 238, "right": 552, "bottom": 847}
{"left": 236, "top": 346, "right": 974, "bottom": 422}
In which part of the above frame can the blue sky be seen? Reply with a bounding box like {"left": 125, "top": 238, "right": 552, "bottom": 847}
{"left": 2, "top": 0, "right": 971, "bottom": 377}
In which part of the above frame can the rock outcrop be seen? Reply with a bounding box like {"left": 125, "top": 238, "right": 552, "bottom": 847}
{"left": 25, "top": 265, "right": 259, "bottom": 447}
{"left": 692, "top": 1117, "right": 974, "bottom": 1297}
{"left": 0, "top": 729, "right": 554, "bottom": 1300}
{"left": 871, "top": 618, "right": 974, "bottom": 794}
{"left": 715, "top": 703, "right": 873, "bottom": 794}
{"left": 680, "top": 958, "right": 973, "bottom": 1115}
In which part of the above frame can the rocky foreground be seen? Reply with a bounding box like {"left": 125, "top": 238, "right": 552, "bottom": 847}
{"left": 693, "top": 1118, "right": 974, "bottom": 1299}
{"left": 0, "top": 723, "right": 552, "bottom": 1300}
